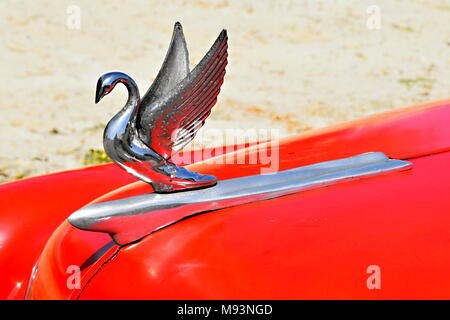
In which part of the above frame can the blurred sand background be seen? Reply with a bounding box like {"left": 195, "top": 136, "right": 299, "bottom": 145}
{"left": 1, "top": 0, "right": 449, "bottom": 182}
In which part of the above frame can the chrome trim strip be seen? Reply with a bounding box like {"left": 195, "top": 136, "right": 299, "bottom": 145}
{"left": 68, "top": 152, "right": 412, "bottom": 245}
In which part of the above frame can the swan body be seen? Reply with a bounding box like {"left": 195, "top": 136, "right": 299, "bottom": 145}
{"left": 95, "top": 23, "right": 228, "bottom": 193}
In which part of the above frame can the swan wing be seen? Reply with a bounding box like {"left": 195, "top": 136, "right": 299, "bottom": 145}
{"left": 137, "top": 29, "right": 228, "bottom": 159}
{"left": 139, "top": 22, "right": 190, "bottom": 111}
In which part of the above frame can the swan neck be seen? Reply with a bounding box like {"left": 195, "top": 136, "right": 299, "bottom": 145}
{"left": 122, "top": 78, "right": 140, "bottom": 119}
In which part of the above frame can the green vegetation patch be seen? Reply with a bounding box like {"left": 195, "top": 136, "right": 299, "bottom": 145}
{"left": 392, "top": 24, "right": 414, "bottom": 32}
{"left": 398, "top": 77, "right": 435, "bottom": 90}
{"left": 83, "top": 149, "right": 112, "bottom": 165}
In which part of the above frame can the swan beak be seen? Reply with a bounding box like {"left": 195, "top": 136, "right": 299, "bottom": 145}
{"left": 95, "top": 91, "right": 102, "bottom": 104}
{"left": 95, "top": 79, "right": 104, "bottom": 104}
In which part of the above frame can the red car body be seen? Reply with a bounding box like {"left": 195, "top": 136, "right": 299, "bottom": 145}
{"left": 1, "top": 99, "right": 450, "bottom": 299}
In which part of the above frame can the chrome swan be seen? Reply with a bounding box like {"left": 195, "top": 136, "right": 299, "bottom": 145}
{"left": 95, "top": 22, "right": 228, "bottom": 193}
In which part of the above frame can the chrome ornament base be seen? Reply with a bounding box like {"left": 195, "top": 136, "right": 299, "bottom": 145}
{"left": 69, "top": 152, "right": 412, "bottom": 245}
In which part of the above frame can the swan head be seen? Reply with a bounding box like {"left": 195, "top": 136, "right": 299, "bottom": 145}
{"left": 95, "top": 72, "right": 135, "bottom": 104}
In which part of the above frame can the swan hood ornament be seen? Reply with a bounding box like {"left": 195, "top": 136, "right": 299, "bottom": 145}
{"left": 95, "top": 22, "right": 228, "bottom": 193}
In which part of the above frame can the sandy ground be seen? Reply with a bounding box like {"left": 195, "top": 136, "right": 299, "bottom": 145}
{"left": 1, "top": 0, "right": 449, "bottom": 182}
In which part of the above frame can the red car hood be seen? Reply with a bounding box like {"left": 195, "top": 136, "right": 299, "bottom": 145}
{"left": 26, "top": 99, "right": 450, "bottom": 299}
